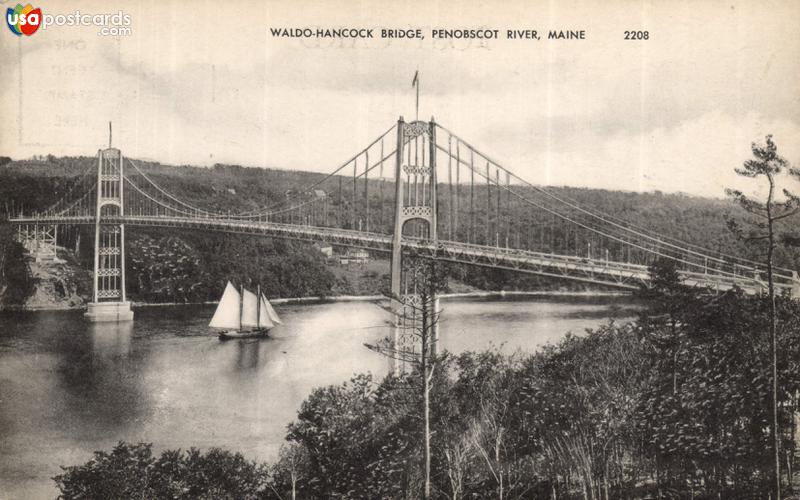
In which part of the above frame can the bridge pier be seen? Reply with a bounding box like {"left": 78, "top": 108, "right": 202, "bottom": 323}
{"left": 390, "top": 116, "right": 439, "bottom": 373}
{"left": 85, "top": 147, "right": 133, "bottom": 323}
{"left": 85, "top": 301, "right": 134, "bottom": 322}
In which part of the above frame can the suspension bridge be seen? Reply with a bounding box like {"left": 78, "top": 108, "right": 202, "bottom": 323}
{"left": 9, "top": 117, "right": 800, "bottom": 333}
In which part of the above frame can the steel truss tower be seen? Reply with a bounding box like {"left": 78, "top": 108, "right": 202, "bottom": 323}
{"left": 85, "top": 147, "right": 133, "bottom": 322}
{"left": 390, "top": 117, "right": 440, "bottom": 373}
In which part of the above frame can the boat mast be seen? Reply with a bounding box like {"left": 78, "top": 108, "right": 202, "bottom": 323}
{"left": 256, "top": 284, "right": 261, "bottom": 329}
{"left": 239, "top": 284, "right": 244, "bottom": 332}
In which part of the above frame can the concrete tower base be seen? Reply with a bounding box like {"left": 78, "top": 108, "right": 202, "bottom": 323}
{"left": 84, "top": 301, "right": 134, "bottom": 322}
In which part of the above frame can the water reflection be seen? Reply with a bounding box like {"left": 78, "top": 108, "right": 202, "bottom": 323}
{"left": 54, "top": 319, "right": 149, "bottom": 437}
{"left": 234, "top": 339, "right": 262, "bottom": 370}
{"left": 89, "top": 320, "right": 133, "bottom": 358}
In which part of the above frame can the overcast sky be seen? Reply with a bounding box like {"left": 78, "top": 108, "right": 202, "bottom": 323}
{"left": 1, "top": 0, "right": 798, "bottom": 198}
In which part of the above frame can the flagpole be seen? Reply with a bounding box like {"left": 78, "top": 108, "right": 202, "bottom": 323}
{"left": 416, "top": 77, "right": 419, "bottom": 121}
{"left": 413, "top": 70, "right": 420, "bottom": 121}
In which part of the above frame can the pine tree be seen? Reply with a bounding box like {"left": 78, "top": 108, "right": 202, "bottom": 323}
{"left": 365, "top": 259, "right": 447, "bottom": 499}
{"left": 725, "top": 134, "right": 799, "bottom": 499}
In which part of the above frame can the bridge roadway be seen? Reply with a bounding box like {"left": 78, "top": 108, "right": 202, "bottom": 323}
{"left": 11, "top": 214, "right": 800, "bottom": 295}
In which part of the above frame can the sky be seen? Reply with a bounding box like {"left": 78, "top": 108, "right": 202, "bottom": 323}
{"left": 1, "top": 0, "right": 799, "bottom": 198}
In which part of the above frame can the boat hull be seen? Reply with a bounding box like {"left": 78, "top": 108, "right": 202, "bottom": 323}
{"left": 218, "top": 328, "right": 271, "bottom": 340}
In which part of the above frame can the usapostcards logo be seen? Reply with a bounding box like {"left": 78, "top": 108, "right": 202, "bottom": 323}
{"left": 6, "top": 4, "right": 42, "bottom": 36}
{"left": 6, "top": 5, "right": 132, "bottom": 37}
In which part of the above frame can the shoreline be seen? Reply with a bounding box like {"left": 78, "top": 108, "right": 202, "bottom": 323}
{"left": 138, "top": 289, "right": 632, "bottom": 307}
{"left": 1, "top": 290, "right": 632, "bottom": 312}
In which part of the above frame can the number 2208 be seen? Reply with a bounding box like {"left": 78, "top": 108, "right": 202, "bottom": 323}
{"left": 624, "top": 31, "right": 649, "bottom": 40}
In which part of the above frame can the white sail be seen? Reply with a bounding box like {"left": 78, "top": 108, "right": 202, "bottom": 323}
{"left": 240, "top": 288, "right": 261, "bottom": 328}
{"left": 209, "top": 282, "right": 241, "bottom": 329}
{"left": 258, "top": 295, "right": 274, "bottom": 329}
{"left": 262, "top": 295, "right": 282, "bottom": 325}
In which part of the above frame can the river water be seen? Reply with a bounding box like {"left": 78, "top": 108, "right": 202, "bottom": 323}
{"left": 0, "top": 295, "right": 635, "bottom": 499}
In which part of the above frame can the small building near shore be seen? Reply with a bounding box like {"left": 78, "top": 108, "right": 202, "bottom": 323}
{"left": 339, "top": 248, "right": 369, "bottom": 265}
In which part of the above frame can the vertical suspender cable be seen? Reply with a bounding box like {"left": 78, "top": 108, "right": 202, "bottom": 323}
{"left": 469, "top": 150, "right": 474, "bottom": 244}
{"left": 352, "top": 159, "right": 357, "bottom": 229}
{"left": 338, "top": 176, "right": 343, "bottom": 228}
{"left": 455, "top": 138, "right": 460, "bottom": 240}
{"left": 364, "top": 149, "right": 369, "bottom": 232}
{"left": 448, "top": 136, "right": 453, "bottom": 240}
{"left": 505, "top": 172, "right": 510, "bottom": 247}
{"left": 379, "top": 139, "right": 384, "bottom": 231}
{"left": 495, "top": 169, "right": 500, "bottom": 247}
{"left": 485, "top": 162, "right": 491, "bottom": 245}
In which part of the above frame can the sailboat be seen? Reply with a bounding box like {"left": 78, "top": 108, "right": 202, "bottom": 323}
{"left": 209, "top": 281, "right": 283, "bottom": 340}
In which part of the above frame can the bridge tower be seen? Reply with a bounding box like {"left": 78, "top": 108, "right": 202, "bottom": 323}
{"left": 84, "top": 147, "right": 133, "bottom": 322}
{"left": 390, "top": 117, "right": 440, "bottom": 372}
{"left": 17, "top": 223, "right": 59, "bottom": 262}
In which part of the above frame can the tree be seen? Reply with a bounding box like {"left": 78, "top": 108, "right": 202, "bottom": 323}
{"left": 0, "top": 224, "right": 34, "bottom": 306}
{"left": 53, "top": 442, "right": 269, "bottom": 499}
{"left": 456, "top": 351, "right": 528, "bottom": 500}
{"left": 726, "top": 134, "right": 799, "bottom": 499}
{"left": 365, "top": 259, "right": 447, "bottom": 500}
{"left": 526, "top": 323, "right": 648, "bottom": 500}
{"left": 637, "top": 258, "right": 700, "bottom": 395}
{"left": 268, "top": 443, "right": 310, "bottom": 500}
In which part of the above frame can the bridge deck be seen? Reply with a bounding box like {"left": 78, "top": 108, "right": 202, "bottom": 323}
{"left": 11, "top": 214, "right": 799, "bottom": 295}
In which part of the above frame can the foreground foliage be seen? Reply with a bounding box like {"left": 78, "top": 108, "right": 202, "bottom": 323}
{"left": 54, "top": 443, "right": 269, "bottom": 499}
{"left": 56, "top": 266, "right": 800, "bottom": 499}
{"left": 267, "top": 265, "right": 800, "bottom": 499}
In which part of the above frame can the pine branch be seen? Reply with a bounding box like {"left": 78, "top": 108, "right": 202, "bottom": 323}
{"left": 743, "top": 234, "right": 770, "bottom": 242}
{"left": 773, "top": 207, "right": 799, "bottom": 221}
{"left": 725, "top": 189, "right": 768, "bottom": 217}
{"left": 734, "top": 166, "right": 761, "bottom": 178}
{"left": 364, "top": 342, "right": 420, "bottom": 364}
{"left": 726, "top": 217, "right": 769, "bottom": 244}
{"left": 371, "top": 299, "right": 395, "bottom": 315}
{"left": 779, "top": 233, "right": 800, "bottom": 248}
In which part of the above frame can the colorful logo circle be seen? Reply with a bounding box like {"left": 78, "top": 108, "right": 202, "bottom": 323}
{"left": 6, "top": 4, "right": 42, "bottom": 36}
